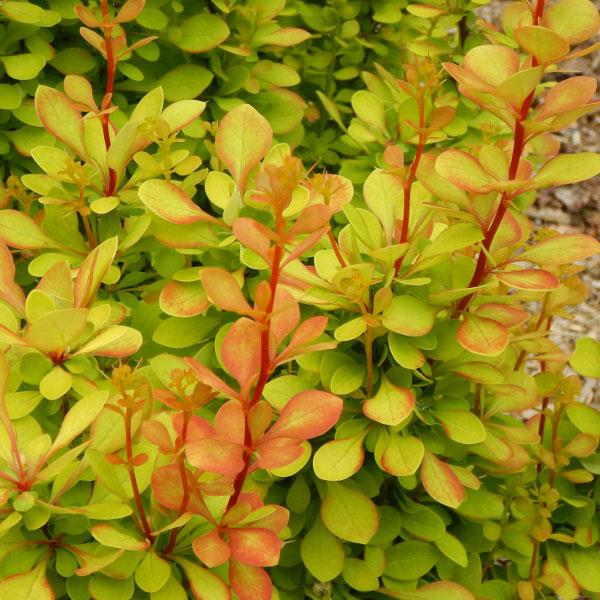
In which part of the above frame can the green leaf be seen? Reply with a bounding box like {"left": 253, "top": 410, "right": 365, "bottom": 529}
{"left": 534, "top": 153, "right": 600, "bottom": 187}
{"left": 25, "top": 308, "right": 89, "bottom": 352}
{"left": 382, "top": 295, "right": 436, "bottom": 337}
{"left": 334, "top": 316, "right": 367, "bottom": 341}
{"left": 516, "top": 233, "right": 600, "bottom": 265}
{"left": 0, "top": 210, "right": 56, "bottom": 249}
{"left": 1, "top": 1, "right": 46, "bottom": 24}
{"left": 39, "top": 366, "right": 72, "bottom": 400}
{"left": 321, "top": 482, "right": 379, "bottom": 544}
{"left": 300, "top": 517, "right": 345, "bottom": 582}
{"left": 158, "top": 65, "right": 213, "bottom": 101}
{"left": 564, "top": 548, "right": 600, "bottom": 592}
{"left": 570, "top": 337, "right": 600, "bottom": 378}
{"left": 0, "top": 84, "right": 23, "bottom": 110}
{"left": 565, "top": 403, "right": 600, "bottom": 436}
{"left": 342, "top": 557, "right": 379, "bottom": 592}
{"left": 171, "top": 13, "right": 229, "bottom": 52}
{"left": 384, "top": 541, "right": 439, "bottom": 580}
{"left": 419, "top": 223, "right": 484, "bottom": 261}
{"left": 389, "top": 333, "right": 425, "bottom": 370}
{"left": 73, "top": 236, "right": 118, "bottom": 308}
{"left": 154, "top": 316, "right": 218, "bottom": 348}
{"left": 51, "top": 390, "right": 108, "bottom": 453}
{"left": 135, "top": 552, "right": 171, "bottom": 593}
{"left": 91, "top": 523, "right": 148, "bottom": 551}
{"left": 382, "top": 581, "right": 476, "bottom": 600}
{"left": 434, "top": 533, "right": 469, "bottom": 567}
{"left": 88, "top": 574, "right": 134, "bottom": 600}
{"left": 313, "top": 431, "right": 366, "bottom": 481}
{"left": 435, "top": 410, "right": 486, "bottom": 444}
{"left": 363, "top": 169, "right": 402, "bottom": 244}
{"left": 1, "top": 54, "right": 45, "bottom": 80}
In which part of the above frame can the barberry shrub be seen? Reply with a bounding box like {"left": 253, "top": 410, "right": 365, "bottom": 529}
{"left": 0, "top": 1, "right": 599, "bottom": 600}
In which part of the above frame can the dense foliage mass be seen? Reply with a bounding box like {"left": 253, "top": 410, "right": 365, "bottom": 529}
{"left": 0, "top": 0, "right": 600, "bottom": 599}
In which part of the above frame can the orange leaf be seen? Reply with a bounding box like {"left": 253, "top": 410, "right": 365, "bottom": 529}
{"left": 220, "top": 318, "right": 263, "bottom": 389}
{"left": 228, "top": 528, "right": 283, "bottom": 567}
{"left": 200, "top": 268, "right": 253, "bottom": 315}
{"left": 0, "top": 242, "right": 25, "bottom": 314}
{"left": 232, "top": 218, "right": 273, "bottom": 262}
{"left": 496, "top": 269, "right": 559, "bottom": 291}
{"left": 151, "top": 465, "right": 210, "bottom": 517}
{"left": 420, "top": 451, "right": 465, "bottom": 508}
{"left": 270, "top": 289, "right": 300, "bottom": 348}
{"left": 474, "top": 303, "right": 529, "bottom": 327}
{"left": 264, "top": 390, "right": 342, "bottom": 440}
{"left": 216, "top": 104, "right": 273, "bottom": 192}
{"left": 186, "top": 437, "right": 244, "bottom": 476}
{"left": 214, "top": 400, "right": 246, "bottom": 445}
{"left": 185, "top": 357, "right": 241, "bottom": 401}
{"left": 457, "top": 314, "right": 509, "bottom": 357}
{"left": 435, "top": 150, "right": 493, "bottom": 193}
{"left": 138, "top": 179, "right": 219, "bottom": 225}
{"left": 537, "top": 76, "right": 597, "bottom": 119}
{"left": 229, "top": 560, "right": 272, "bottom": 600}
{"left": 463, "top": 45, "right": 520, "bottom": 86}
{"left": 193, "top": 529, "right": 231, "bottom": 568}
{"left": 159, "top": 281, "right": 209, "bottom": 317}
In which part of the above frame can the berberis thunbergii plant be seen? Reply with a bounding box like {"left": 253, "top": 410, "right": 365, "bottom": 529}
{"left": 0, "top": 0, "right": 599, "bottom": 598}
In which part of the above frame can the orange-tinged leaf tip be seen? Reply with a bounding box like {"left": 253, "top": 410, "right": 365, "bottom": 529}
{"left": 265, "top": 390, "right": 343, "bottom": 440}
{"left": 138, "top": 179, "right": 218, "bottom": 225}
{"left": 215, "top": 104, "right": 273, "bottom": 190}
{"left": 420, "top": 451, "right": 465, "bottom": 509}
{"left": 457, "top": 314, "right": 509, "bottom": 357}
{"left": 363, "top": 377, "right": 415, "bottom": 426}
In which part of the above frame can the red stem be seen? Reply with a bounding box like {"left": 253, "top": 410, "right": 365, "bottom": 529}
{"left": 125, "top": 407, "right": 154, "bottom": 542}
{"left": 394, "top": 95, "right": 426, "bottom": 277}
{"left": 100, "top": 0, "right": 117, "bottom": 196}
{"left": 227, "top": 231, "right": 284, "bottom": 511}
{"left": 165, "top": 411, "right": 191, "bottom": 555}
{"left": 454, "top": 14, "right": 545, "bottom": 316}
{"left": 328, "top": 229, "right": 347, "bottom": 268}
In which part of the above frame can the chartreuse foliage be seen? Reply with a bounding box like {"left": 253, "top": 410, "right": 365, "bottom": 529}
{"left": 0, "top": 0, "right": 599, "bottom": 599}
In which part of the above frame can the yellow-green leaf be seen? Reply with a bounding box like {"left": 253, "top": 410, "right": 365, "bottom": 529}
{"left": 382, "top": 295, "right": 436, "bottom": 337}
{"left": 435, "top": 410, "right": 486, "bottom": 445}
{"left": 313, "top": 432, "right": 366, "bottom": 481}
{"left": 363, "top": 376, "right": 415, "bottom": 426}
{"left": 321, "top": 482, "right": 379, "bottom": 544}
{"left": 570, "top": 337, "right": 600, "bottom": 378}
{"left": 300, "top": 517, "right": 345, "bottom": 582}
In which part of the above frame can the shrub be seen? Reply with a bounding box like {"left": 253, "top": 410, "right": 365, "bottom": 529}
{"left": 0, "top": 1, "right": 599, "bottom": 599}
